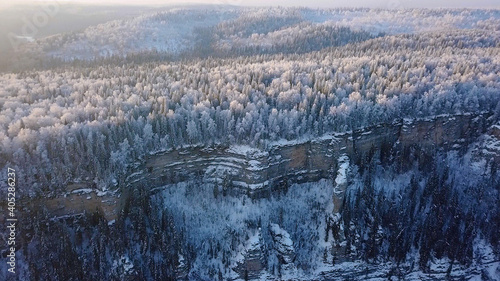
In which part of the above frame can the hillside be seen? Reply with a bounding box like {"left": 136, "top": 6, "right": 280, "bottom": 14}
{"left": 0, "top": 6, "right": 499, "bottom": 281}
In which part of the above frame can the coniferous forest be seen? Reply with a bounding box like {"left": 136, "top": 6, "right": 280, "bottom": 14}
{"left": 0, "top": 5, "right": 500, "bottom": 281}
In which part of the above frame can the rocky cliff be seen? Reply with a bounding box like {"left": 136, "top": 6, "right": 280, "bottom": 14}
{"left": 7, "top": 113, "right": 493, "bottom": 223}
{"left": 2, "top": 112, "right": 498, "bottom": 281}
{"left": 131, "top": 112, "right": 492, "bottom": 197}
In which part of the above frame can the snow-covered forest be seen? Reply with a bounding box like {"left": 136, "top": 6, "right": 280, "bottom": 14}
{"left": 0, "top": 5, "right": 499, "bottom": 281}
{"left": 6, "top": 143, "right": 499, "bottom": 280}
{"left": 2, "top": 28, "right": 500, "bottom": 195}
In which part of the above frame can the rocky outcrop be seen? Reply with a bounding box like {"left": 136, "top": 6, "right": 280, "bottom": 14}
{"left": 129, "top": 113, "right": 492, "bottom": 199}
{"left": 332, "top": 154, "right": 349, "bottom": 213}
{"left": 11, "top": 113, "right": 491, "bottom": 223}
{"left": 233, "top": 230, "right": 264, "bottom": 280}
{"left": 269, "top": 224, "right": 296, "bottom": 267}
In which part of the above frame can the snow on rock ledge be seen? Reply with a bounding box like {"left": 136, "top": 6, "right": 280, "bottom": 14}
{"left": 333, "top": 154, "right": 350, "bottom": 213}
{"left": 270, "top": 223, "right": 296, "bottom": 265}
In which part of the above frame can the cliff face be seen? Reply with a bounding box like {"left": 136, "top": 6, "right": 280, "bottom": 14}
{"left": 2, "top": 113, "right": 498, "bottom": 281}
{"left": 12, "top": 113, "right": 492, "bottom": 222}
{"left": 133, "top": 113, "right": 492, "bottom": 197}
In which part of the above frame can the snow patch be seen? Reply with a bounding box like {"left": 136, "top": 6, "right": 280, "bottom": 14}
{"left": 335, "top": 154, "right": 350, "bottom": 187}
